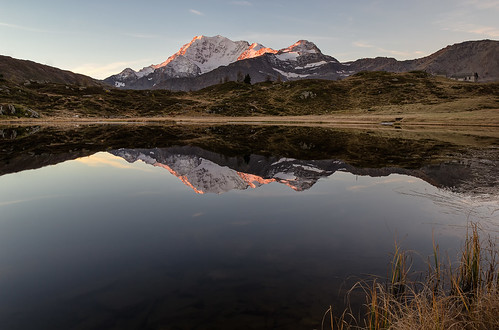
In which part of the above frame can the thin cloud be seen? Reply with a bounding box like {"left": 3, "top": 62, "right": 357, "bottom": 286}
{"left": 0, "top": 21, "right": 50, "bottom": 33}
{"left": 352, "top": 41, "right": 423, "bottom": 58}
{"left": 189, "top": 9, "right": 204, "bottom": 16}
{"left": 124, "top": 33, "right": 159, "bottom": 39}
{"left": 235, "top": 32, "right": 337, "bottom": 47}
{"left": 442, "top": 22, "right": 499, "bottom": 38}
{"left": 436, "top": 2, "right": 499, "bottom": 38}
{"left": 0, "top": 194, "right": 64, "bottom": 207}
{"left": 347, "top": 177, "right": 419, "bottom": 192}
{"left": 352, "top": 41, "right": 372, "bottom": 48}
{"left": 71, "top": 59, "right": 153, "bottom": 79}
{"left": 230, "top": 1, "right": 252, "bottom": 6}
{"left": 464, "top": 0, "right": 499, "bottom": 10}
{"left": 75, "top": 152, "right": 155, "bottom": 172}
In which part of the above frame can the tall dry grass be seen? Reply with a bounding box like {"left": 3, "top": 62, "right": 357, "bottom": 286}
{"left": 323, "top": 222, "right": 499, "bottom": 330}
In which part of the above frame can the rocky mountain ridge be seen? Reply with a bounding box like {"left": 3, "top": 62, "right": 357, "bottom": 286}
{"left": 104, "top": 37, "right": 499, "bottom": 91}
{"left": 104, "top": 35, "right": 343, "bottom": 90}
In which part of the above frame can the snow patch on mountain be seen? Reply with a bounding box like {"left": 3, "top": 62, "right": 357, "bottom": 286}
{"left": 135, "top": 66, "right": 154, "bottom": 78}
{"left": 295, "top": 61, "right": 329, "bottom": 69}
{"left": 294, "top": 165, "right": 323, "bottom": 173}
{"left": 274, "top": 172, "right": 297, "bottom": 180}
{"left": 276, "top": 52, "right": 300, "bottom": 62}
{"left": 272, "top": 158, "right": 296, "bottom": 165}
{"left": 273, "top": 68, "right": 312, "bottom": 78}
{"left": 158, "top": 55, "right": 201, "bottom": 77}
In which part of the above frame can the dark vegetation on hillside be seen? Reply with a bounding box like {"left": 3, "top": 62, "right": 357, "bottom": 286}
{"left": 0, "top": 71, "right": 498, "bottom": 118}
{"left": 0, "top": 55, "right": 100, "bottom": 86}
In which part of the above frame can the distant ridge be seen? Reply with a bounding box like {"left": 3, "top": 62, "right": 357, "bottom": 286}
{"left": 345, "top": 40, "right": 499, "bottom": 82}
{"left": 0, "top": 55, "right": 101, "bottom": 86}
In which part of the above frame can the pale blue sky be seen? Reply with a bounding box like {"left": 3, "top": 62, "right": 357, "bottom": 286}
{"left": 1, "top": 0, "right": 497, "bottom": 79}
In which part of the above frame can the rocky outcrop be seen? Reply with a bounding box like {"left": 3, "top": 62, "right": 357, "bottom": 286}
{"left": 0, "top": 104, "right": 40, "bottom": 118}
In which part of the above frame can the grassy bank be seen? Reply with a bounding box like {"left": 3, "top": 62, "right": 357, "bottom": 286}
{"left": 325, "top": 223, "right": 499, "bottom": 329}
{"left": 1, "top": 71, "right": 498, "bottom": 124}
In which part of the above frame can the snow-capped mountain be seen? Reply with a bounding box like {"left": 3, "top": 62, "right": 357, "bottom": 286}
{"left": 104, "top": 37, "right": 499, "bottom": 91}
{"left": 154, "top": 35, "right": 251, "bottom": 74}
{"left": 267, "top": 40, "right": 344, "bottom": 80}
{"left": 104, "top": 35, "right": 278, "bottom": 88}
{"left": 106, "top": 67, "right": 154, "bottom": 88}
{"left": 103, "top": 35, "right": 343, "bottom": 90}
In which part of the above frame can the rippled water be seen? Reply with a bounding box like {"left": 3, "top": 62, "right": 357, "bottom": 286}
{"left": 0, "top": 124, "right": 497, "bottom": 329}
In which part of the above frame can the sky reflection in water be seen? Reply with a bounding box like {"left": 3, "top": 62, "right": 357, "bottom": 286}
{"left": 0, "top": 149, "right": 497, "bottom": 329}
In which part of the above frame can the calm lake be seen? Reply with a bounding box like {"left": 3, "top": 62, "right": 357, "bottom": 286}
{"left": 0, "top": 124, "right": 498, "bottom": 329}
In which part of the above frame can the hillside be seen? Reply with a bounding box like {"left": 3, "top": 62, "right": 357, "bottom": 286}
{"left": 0, "top": 55, "right": 101, "bottom": 86}
{"left": 346, "top": 40, "right": 499, "bottom": 82}
{"left": 412, "top": 40, "right": 499, "bottom": 81}
{"left": 1, "top": 71, "right": 498, "bottom": 122}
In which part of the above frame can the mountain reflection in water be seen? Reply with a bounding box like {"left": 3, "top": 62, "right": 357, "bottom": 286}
{"left": 0, "top": 124, "right": 498, "bottom": 329}
{"left": 109, "top": 145, "right": 498, "bottom": 196}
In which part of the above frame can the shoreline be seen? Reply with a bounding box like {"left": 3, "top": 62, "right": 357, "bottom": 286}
{"left": 1, "top": 110, "right": 499, "bottom": 128}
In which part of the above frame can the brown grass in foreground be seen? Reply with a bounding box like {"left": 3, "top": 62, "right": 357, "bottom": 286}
{"left": 323, "top": 223, "right": 499, "bottom": 330}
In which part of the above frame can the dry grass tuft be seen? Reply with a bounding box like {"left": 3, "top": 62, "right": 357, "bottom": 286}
{"left": 324, "top": 222, "right": 499, "bottom": 330}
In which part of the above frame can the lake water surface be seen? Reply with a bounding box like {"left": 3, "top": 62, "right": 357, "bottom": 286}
{"left": 0, "top": 124, "right": 497, "bottom": 329}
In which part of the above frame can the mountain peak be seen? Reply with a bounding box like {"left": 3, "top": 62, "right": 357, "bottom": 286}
{"left": 281, "top": 40, "right": 320, "bottom": 54}
{"left": 237, "top": 42, "right": 277, "bottom": 60}
{"left": 119, "top": 68, "right": 136, "bottom": 76}
{"left": 152, "top": 35, "right": 250, "bottom": 74}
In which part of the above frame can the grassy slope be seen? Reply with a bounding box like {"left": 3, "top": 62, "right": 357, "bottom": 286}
{"left": 0, "top": 71, "right": 498, "bottom": 122}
